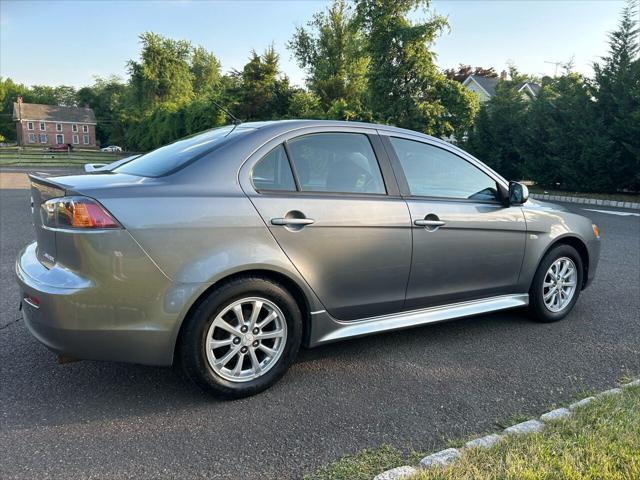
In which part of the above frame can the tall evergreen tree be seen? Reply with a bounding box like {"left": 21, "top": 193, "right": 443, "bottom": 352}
{"left": 289, "top": 0, "right": 368, "bottom": 117}
{"left": 465, "top": 77, "right": 528, "bottom": 180}
{"left": 354, "top": 0, "right": 477, "bottom": 137}
{"left": 592, "top": 0, "right": 640, "bottom": 192}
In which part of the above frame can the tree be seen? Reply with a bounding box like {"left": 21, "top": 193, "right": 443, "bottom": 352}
{"left": 465, "top": 77, "right": 529, "bottom": 180}
{"left": 289, "top": 0, "right": 368, "bottom": 116}
{"left": 523, "top": 75, "right": 615, "bottom": 192}
{"left": 76, "top": 76, "right": 128, "bottom": 147}
{"left": 286, "top": 89, "right": 324, "bottom": 119}
{"left": 444, "top": 65, "right": 498, "bottom": 82}
{"left": 354, "top": 0, "right": 477, "bottom": 138}
{"left": 592, "top": 0, "right": 640, "bottom": 192}
{"left": 229, "top": 46, "right": 292, "bottom": 121}
{"left": 127, "top": 32, "right": 194, "bottom": 109}
{"left": 191, "top": 46, "right": 222, "bottom": 96}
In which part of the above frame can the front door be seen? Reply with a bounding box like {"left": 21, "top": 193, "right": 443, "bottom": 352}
{"left": 383, "top": 134, "right": 527, "bottom": 309}
{"left": 242, "top": 129, "right": 412, "bottom": 320}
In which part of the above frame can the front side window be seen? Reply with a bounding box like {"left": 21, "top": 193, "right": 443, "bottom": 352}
{"left": 390, "top": 137, "right": 499, "bottom": 201}
{"left": 251, "top": 145, "right": 296, "bottom": 192}
{"left": 287, "top": 133, "right": 385, "bottom": 194}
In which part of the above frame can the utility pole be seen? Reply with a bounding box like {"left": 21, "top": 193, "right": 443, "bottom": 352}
{"left": 544, "top": 60, "right": 563, "bottom": 77}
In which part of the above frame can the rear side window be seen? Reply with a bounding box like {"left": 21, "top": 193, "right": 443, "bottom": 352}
{"left": 114, "top": 126, "right": 251, "bottom": 177}
{"left": 287, "top": 133, "right": 386, "bottom": 194}
{"left": 251, "top": 145, "right": 296, "bottom": 192}
{"left": 389, "top": 137, "right": 499, "bottom": 201}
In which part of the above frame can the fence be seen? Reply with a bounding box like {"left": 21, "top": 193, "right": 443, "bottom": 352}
{"left": 0, "top": 147, "right": 142, "bottom": 167}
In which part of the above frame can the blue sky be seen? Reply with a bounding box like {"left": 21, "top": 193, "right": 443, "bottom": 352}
{"left": 0, "top": 0, "right": 626, "bottom": 88}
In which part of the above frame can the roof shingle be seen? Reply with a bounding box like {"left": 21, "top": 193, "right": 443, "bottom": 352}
{"left": 12, "top": 102, "right": 96, "bottom": 123}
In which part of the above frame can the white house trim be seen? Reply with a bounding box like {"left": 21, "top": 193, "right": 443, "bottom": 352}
{"left": 518, "top": 83, "right": 538, "bottom": 97}
{"left": 462, "top": 76, "right": 493, "bottom": 99}
{"left": 17, "top": 119, "right": 97, "bottom": 126}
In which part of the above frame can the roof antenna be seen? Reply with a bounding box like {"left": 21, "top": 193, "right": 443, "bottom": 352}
{"left": 211, "top": 99, "right": 242, "bottom": 125}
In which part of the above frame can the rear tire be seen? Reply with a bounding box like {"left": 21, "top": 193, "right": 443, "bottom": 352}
{"left": 179, "top": 276, "right": 302, "bottom": 399}
{"left": 528, "top": 244, "right": 583, "bottom": 323}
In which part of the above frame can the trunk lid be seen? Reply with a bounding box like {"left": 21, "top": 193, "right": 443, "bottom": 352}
{"left": 28, "top": 174, "right": 65, "bottom": 268}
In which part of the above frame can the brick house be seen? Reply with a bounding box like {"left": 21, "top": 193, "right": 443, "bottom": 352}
{"left": 13, "top": 97, "right": 98, "bottom": 148}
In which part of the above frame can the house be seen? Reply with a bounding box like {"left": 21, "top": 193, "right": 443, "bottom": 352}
{"left": 461, "top": 75, "right": 541, "bottom": 103}
{"left": 12, "top": 97, "right": 98, "bottom": 148}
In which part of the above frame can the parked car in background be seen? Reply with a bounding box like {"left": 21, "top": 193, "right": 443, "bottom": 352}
{"left": 100, "top": 145, "right": 122, "bottom": 152}
{"left": 48, "top": 143, "right": 73, "bottom": 152}
{"left": 16, "top": 120, "right": 600, "bottom": 399}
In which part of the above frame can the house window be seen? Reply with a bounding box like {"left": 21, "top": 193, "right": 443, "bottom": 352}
{"left": 39, "top": 122, "right": 46, "bottom": 131}
{"left": 82, "top": 125, "right": 89, "bottom": 133}
{"left": 83, "top": 134, "right": 90, "bottom": 145}
{"left": 56, "top": 134, "right": 64, "bottom": 144}
{"left": 40, "top": 134, "right": 47, "bottom": 143}
{"left": 28, "top": 133, "right": 36, "bottom": 143}
{"left": 72, "top": 124, "right": 78, "bottom": 132}
{"left": 56, "top": 123, "right": 62, "bottom": 132}
{"left": 72, "top": 134, "right": 79, "bottom": 145}
{"left": 27, "top": 122, "right": 34, "bottom": 130}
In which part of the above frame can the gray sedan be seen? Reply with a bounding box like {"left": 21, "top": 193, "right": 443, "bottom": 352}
{"left": 16, "top": 120, "right": 601, "bottom": 399}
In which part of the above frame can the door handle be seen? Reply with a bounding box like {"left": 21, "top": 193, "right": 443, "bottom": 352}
{"left": 414, "top": 219, "right": 445, "bottom": 227}
{"left": 271, "top": 218, "right": 315, "bottom": 226}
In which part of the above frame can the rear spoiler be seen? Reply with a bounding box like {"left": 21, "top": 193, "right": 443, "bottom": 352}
{"left": 84, "top": 163, "right": 108, "bottom": 173}
{"left": 27, "top": 174, "right": 68, "bottom": 196}
{"left": 84, "top": 154, "right": 141, "bottom": 174}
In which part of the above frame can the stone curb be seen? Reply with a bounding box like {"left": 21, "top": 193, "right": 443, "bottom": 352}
{"left": 373, "top": 379, "right": 638, "bottom": 480}
{"left": 530, "top": 193, "right": 640, "bottom": 210}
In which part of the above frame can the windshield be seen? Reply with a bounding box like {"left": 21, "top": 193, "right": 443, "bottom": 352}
{"left": 114, "top": 126, "right": 250, "bottom": 177}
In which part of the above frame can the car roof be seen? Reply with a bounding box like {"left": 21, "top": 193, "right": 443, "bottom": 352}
{"left": 234, "top": 119, "right": 441, "bottom": 142}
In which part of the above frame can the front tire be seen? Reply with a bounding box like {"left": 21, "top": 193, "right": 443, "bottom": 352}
{"left": 179, "top": 276, "right": 302, "bottom": 399}
{"left": 528, "top": 244, "right": 583, "bottom": 323}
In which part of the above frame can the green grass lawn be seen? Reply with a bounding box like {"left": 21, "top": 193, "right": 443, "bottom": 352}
{"left": 305, "top": 385, "right": 640, "bottom": 480}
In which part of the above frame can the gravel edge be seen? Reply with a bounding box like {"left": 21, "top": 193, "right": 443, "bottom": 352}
{"left": 372, "top": 379, "right": 639, "bottom": 480}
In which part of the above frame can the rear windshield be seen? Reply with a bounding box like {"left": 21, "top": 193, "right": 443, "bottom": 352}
{"left": 114, "top": 126, "right": 251, "bottom": 177}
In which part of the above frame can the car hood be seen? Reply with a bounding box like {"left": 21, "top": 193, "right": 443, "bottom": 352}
{"left": 524, "top": 198, "right": 570, "bottom": 212}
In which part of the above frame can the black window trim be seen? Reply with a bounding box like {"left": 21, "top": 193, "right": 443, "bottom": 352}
{"left": 381, "top": 134, "right": 506, "bottom": 205}
{"left": 251, "top": 131, "right": 401, "bottom": 198}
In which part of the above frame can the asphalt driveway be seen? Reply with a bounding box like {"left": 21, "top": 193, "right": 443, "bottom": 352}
{"left": 1, "top": 176, "right": 639, "bottom": 479}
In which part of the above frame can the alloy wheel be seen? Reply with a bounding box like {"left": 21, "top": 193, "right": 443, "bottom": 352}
{"left": 543, "top": 257, "right": 578, "bottom": 313}
{"left": 205, "top": 297, "right": 287, "bottom": 382}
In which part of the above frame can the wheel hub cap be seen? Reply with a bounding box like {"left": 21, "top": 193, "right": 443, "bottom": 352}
{"left": 543, "top": 257, "right": 578, "bottom": 313}
{"left": 205, "top": 297, "right": 287, "bottom": 383}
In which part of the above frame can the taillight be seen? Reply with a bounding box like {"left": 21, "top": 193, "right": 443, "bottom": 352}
{"left": 41, "top": 196, "right": 120, "bottom": 229}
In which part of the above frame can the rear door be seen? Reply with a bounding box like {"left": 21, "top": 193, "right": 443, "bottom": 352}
{"left": 240, "top": 127, "right": 412, "bottom": 321}
{"left": 382, "top": 133, "right": 527, "bottom": 309}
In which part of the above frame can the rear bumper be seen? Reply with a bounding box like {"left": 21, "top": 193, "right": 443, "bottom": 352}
{"left": 15, "top": 242, "right": 185, "bottom": 366}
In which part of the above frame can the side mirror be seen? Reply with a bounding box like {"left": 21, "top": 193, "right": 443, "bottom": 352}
{"left": 508, "top": 181, "right": 529, "bottom": 205}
